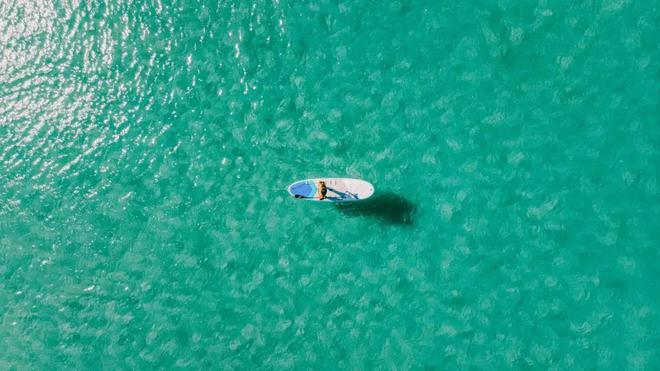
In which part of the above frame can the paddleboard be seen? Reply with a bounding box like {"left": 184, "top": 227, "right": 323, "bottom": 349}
{"left": 287, "top": 178, "right": 375, "bottom": 202}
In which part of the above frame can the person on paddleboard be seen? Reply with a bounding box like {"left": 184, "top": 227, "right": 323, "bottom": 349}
{"left": 288, "top": 178, "right": 373, "bottom": 201}
{"left": 318, "top": 181, "right": 328, "bottom": 200}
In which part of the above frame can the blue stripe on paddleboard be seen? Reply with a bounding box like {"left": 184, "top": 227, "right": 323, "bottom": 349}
{"left": 290, "top": 182, "right": 316, "bottom": 197}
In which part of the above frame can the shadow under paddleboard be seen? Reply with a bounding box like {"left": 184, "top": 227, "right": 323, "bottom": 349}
{"left": 334, "top": 192, "right": 417, "bottom": 226}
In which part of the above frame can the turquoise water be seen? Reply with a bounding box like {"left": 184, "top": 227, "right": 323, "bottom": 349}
{"left": 1, "top": 0, "right": 659, "bottom": 368}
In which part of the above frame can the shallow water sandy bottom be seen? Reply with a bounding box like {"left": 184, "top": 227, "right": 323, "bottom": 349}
{"left": 1, "top": 0, "right": 659, "bottom": 368}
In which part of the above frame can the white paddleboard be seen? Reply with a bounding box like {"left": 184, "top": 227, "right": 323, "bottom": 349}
{"left": 287, "top": 178, "right": 375, "bottom": 202}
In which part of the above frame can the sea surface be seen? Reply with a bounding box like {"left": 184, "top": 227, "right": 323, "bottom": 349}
{"left": 1, "top": 0, "right": 659, "bottom": 368}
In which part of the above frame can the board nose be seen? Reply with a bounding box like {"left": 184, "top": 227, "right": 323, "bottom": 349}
{"left": 289, "top": 181, "right": 316, "bottom": 197}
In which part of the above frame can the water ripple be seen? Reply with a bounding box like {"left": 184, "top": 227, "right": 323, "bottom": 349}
{"left": 2, "top": 0, "right": 658, "bottom": 368}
